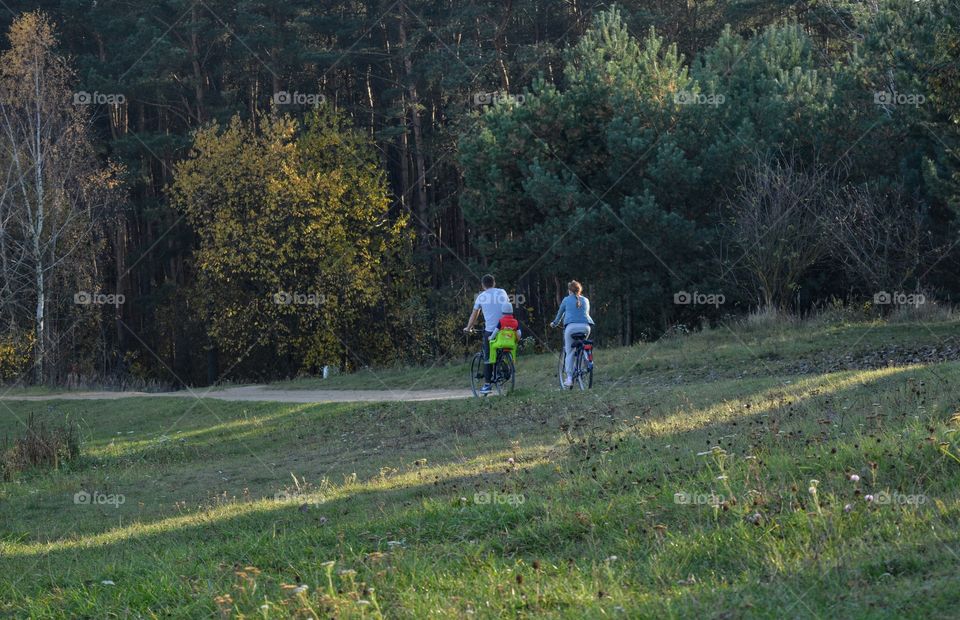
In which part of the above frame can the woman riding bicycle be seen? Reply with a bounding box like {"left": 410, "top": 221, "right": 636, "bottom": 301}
{"left": 550, "top": 280, "right": 594, "bottom": 388}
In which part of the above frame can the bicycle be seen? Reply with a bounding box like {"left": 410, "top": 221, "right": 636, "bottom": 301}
{"left": 467, "top": 331, "right": 516, "bottom": 397}
{"left": 557, "top": 332, "right": 594, "bottom": 390}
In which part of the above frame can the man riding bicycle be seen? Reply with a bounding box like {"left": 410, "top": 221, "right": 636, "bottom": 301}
{"left": 464, "top": 274, "right": 511, "bottom": 394}
{"left": 550, "top": 280, "right": 594, "bottom": 388}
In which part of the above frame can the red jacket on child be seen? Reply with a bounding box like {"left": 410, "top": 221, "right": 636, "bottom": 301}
{"left": 498, "top": 314, "right": 519, "bottom": 332}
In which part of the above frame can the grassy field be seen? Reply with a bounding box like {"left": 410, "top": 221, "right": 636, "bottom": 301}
{"left": 2, "top": 317, "right": 960, "bottom": 617}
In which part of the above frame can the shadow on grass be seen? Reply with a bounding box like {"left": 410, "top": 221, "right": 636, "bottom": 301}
{"left": 3, "top": 361, "right": 948, "bottom": 559}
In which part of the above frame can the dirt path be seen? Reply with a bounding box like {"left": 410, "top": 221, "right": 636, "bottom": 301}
{"left": 0, "top": 385, "right": 472, "bottom": 404}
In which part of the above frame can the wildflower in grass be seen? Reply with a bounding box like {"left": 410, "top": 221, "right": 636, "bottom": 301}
{"left": 849, "top": 474, "right": 860, "bottom": 482}
{"left": 844, "top": 504, "right": 853, "bottom": 513}
{"left": 321, "top": 560, "right": 337, "bottom": 597}
{"left": 808, "top": 480, "right": 822, "bottom": 514}
{"left": 508, "top": 457, "right": 515, "bottom": 464}
{"left": 865, "top": 494, "right": 875, "bottom": 502}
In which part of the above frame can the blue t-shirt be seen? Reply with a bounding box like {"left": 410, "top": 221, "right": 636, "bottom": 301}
{"left": 553, "top": 294, "right": 594, "bottom": 326}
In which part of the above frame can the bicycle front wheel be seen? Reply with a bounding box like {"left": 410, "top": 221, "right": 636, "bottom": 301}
{"left": 495, "top": 352, "right": 515, "bottom": 396}
{"left": 470, "top": 352, "right": 485, "bottom": 397}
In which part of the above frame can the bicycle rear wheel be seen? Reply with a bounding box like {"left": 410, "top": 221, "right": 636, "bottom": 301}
{"left": 470, "top": 352, "right": 485, "bottom": 397}
{"left": 495, "top": 351, "right": 515, "bottom": 396}
{"left": 574, "top": 348, "right": 586, "bottom": 391}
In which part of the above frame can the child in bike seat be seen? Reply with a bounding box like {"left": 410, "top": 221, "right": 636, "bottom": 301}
{"left": 488, "top": 303, "right": 521, "bottom": 364}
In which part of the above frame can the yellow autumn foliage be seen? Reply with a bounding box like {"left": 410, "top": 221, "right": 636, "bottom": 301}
{"left": 170, "top": 108, "right": 412, "bottom": 378}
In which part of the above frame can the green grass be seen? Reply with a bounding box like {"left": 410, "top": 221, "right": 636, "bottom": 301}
{"left": 2, "top": 317, "right": 960, "bottom": 617}
{"left": 271, "top": 317, "right": 960, "bottom": 390}
{"left": 0, "top": 384, "right": 71, "bottom": 396}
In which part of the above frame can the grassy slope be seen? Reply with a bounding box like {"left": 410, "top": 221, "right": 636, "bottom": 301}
{"left": 269, "top": 318, "right": 960, "bottom": 390}
{"left": 1, "top": 318, "right": 960, "bottom": 618}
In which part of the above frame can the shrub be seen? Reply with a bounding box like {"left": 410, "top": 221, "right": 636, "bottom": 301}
{"left": 1, "top": 413, "right": 80, "bottom": 480}
{"left": 0, "top": 332, "right": 34, "bottom": 384}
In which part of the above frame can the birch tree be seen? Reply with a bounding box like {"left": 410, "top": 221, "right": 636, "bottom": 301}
{"left": 0, "top": 12, "right": 118, "bottom": 383}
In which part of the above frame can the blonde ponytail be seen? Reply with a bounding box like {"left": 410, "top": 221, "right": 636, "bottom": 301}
{"left": 568, "top": 280, "right": 583, "bottom": 308}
